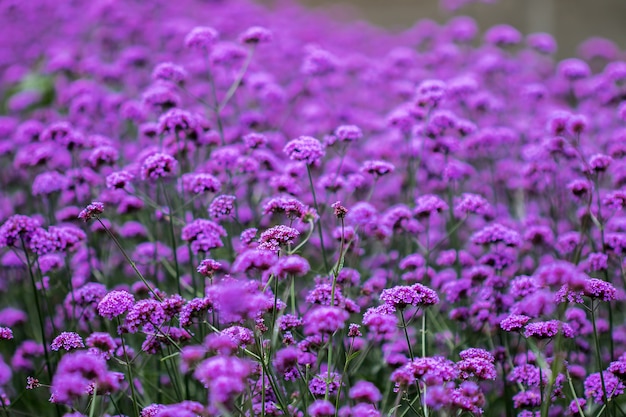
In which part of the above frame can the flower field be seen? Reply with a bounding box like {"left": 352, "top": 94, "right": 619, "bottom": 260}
{"left": 0, "top": 0, "right": 625, "bottom": 416}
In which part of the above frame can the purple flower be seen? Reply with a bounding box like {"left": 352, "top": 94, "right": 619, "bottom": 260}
{"left": 309, "top": 371, "right": 342, "bottom": 397}
{"left": 51, "top": 332, "right": 84, "bottom": 351}
{"left": 457, "top": 348, "right": 496, "bottom": 380}
{"left": 85, "top": 332, "right": 116, "bottom": 360}
{"left": 185, "top": 26, "right": 219, "bottom": 49}
{"left": 335, "top": 125, "right": 363, "bottom": 142}
{"left": 283, "top": 136, "right": 325, "bottom": 165}
{"left": 258, "top": 225, "right": 300, "bottom": 252}
{"left": 527, "top": 32, "right": 557, "bottom": 54}
{"left": 274, "top": 347, "right": 300, "bottom": 381}
{"left": 415, "top": 79, "right": 446, "bottom": 108}
{"left": 349, "top": 380, "right": 382, "bottom": 403}
{"left": 583, "top": 278, "right": 618, "bottom": 301}
{"left": 179, "top": 297, "right": 212, "bottom": 327}
{"left": 584, "top": 371, "right": 624, "bottom": 403}
{"left": 208, "top": 195, "right": 236, "bottom": 220}
{"left": 88, "top": 146, "right": 119, "bottom": 168}
{"left": 140, "top": 153, "right": 178, "bottom": 180}
{"left": 98, "top": 290, "right": 135, "bottom": 320}
{"left": 124, "top": 299, "right": 166, "bottom": 333}
{"left": 0, "top": 215, "right": 40, "bottom": 247}
{"left": 263, "top": 197, "right": 308, "bottom": 220}
{"left": 453, "top": 193, "right": 492, "bottom": 218}
{"left": 380, "top": 283, "right": 439, "bottom": 310}
{"left": 0, "top": 327, "right": 13, "bottom": 340}
{"left": 271, "top": 255, "right": 310, "bottom": 279}
{"left": 304, "top": 306, "right": 349, "bottom": 335}
{"left": 32, "top": 171, "right": 68, "bottom": 196}
{"left": 243, "top": 132, "right": 267, "bottom": 149}
{"left": 308, "top": 400, "right": 335, "bottom": 417}
{"left": 361, "top": 160, "right": 395, "bottom": 178}
{"left": 500, "top": 314, "right": 530, "bottom": 332}
{"left": 414, "top": 194, "right": 449, "bottom": 218}
{"left": 239, "top": 26, "right": 272, "bottom": 44}
{"left": 78, "top": 202, "right": 104, "bottom": 222}
{"left": 152, "top": 63, "right": 188, "bottom": 84}
{"left": 193, "top": 356, "right": 250, "bottom": 407}
{"left": 558, "top": 58, "right": 591, "bottom": 80}
{"left": 179, "top": 173, "right": 221, "bottom": 195}
{"left": 484, "top": 24, "right": 522, "bottom": 47}
{"left": 181, "top": 219, "right": 226, "bottom": 254}
{"left": 524, "top": 320, "right": 574, "bottom": 339}
{"left": 471, "top": 223, "right": 521, "bottom": 247}
{"left": 197, "top": 259, "right": 222, "bottom": 277}
{"left": 106, "top": 171, "right": 134, "bottom": 190}
{"left": 51, "top": 351, "right": 120, "bottom": 404}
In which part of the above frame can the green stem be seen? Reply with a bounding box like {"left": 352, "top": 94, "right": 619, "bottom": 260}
{"left": 118, "top": 318, "right": 140, "bottom": 417}
{"left": 97, "top": 218, "right": 161, "bottom": 301}
{"left": 591, "top": 300, "right": 612, "bottom": 414}
{"left": 306, "top": 166, "right": 330, "bottom": 272}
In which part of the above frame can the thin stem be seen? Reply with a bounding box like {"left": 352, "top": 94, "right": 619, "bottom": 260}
{"left": 591, "top": 300, "right": 611, "bottom": 414}
{"left": 97, "top": 218, "right": 161, "bottom": 301}
{"left": 21, "top": 239, "right": 55, "bottom": 386}
{"left": 118, "top": 318, "right": 140, "bottom": 417}
{"left": 218, "top": 46, "right": 255, "bottom": 112}
{"left": 161, "top": 182, "right": 182, "bottom": 295}
{"left": 306, "top": 165, "right": 329, "bottom": 272}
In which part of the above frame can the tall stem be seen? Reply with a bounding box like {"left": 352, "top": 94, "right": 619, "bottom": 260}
{"left": 591, "top": 300, "right": 611, "bottom": 414}
{"left": 306, "top": 165, "right": 329, "bottom": 272}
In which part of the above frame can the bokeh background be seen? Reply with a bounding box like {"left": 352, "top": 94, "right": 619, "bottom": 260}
{"left": 275, "top": 0, "right": 626, "bottom": 59}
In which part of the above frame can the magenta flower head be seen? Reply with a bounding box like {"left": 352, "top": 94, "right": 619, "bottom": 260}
{"left": 380, "top": 283, "right": 439, "bottom": 310}
{"left": 524, "top": 320, "right": 574, "bottom": 339}
{"left": 152, "top": 62, "right": 188, "bottom": 84}
{"left": 361, "top": 160, "right": 395, "bottom": 178}
{"left": 258, "top": 225, "right": 300, "bottom": 252}
{"left": 185, "top": 26, "right": 219, "bottom": 49}
{"left": 0, "top": 215, "right": 40, "bottom": 247}
{"left": 349, "top": 380, "right": 382, "bottom": 403}
{"left": 457, "top": 348, "right": 496, "bottom": 380}
{"left": 194, "top": 355, "right": 251, "bottom": 409}
{"left": 51, "top": 332, "right": 84, "bottom": 351}
{"left": 283, "top": 136, "right": 325, "bottom": 165}
{"left": 584, "top": 372, "right": 624, "bottom": 404}
{"left": 471, "top": 223, "right": 521, "bottom": 247}
{"left": 414, "top": 194, "right": 449, "bottom": 218}
{"left": 335, "top": 125, "right": 363, "bottom": 142}
{"left": 308, "top": 400, "right": 335, "bottom": 417}
{"left": 239, "top": 26, "right": 272, "bottom": 44}
{"left": 558, "top": 58, "right": 591, "bottom": 81}
{"left": 0, "top": 327, "right": 13, "bottom": 340}
{"left": 78, "top": 202, "right": 104, "bottom": 222}
{"left": 500, "top": 314, "right": 530, "bottom": 332}
{"left": 527, "top": 32, "right": 557, "bottom": 54}
{"left": 158, "top": 108, "right": 196, "bottom": 136}
{"left": 263, "top": 196, "right": 309, "bottom": 220}
{"left": 141, "top": 153, "right": 178, "bottom": 180}
{"left": 97, "top": 290, "right": 135, "bottom": 320}
{"left": 180, "top": 173, "right": 222, "bottom": 195}
{"left": 271, "top": 255, "right": 310, "bottom": 279}
{"left": 332, "top": 201, "right": 348, "bottom": 219}
{"left": 208, "top": 195, "right": 236, "bottom": 220}
{"left": 484, "top": 24, "right": 522, "bottom": 47}
{"left": 106, "top": 171, "right": 134, "bottom": 190}
{"left": 197, "top": 258, "right": 222, "bottom": 277}
{"left": 304, "top": 306, "right": 349, "bottom": 335}
{"left": 415, "top": 79, "right": 446, "bottom": 108}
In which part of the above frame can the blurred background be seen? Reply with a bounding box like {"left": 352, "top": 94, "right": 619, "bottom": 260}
{"left": 287, "top": 0, "right": 626, "bottom": 58}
